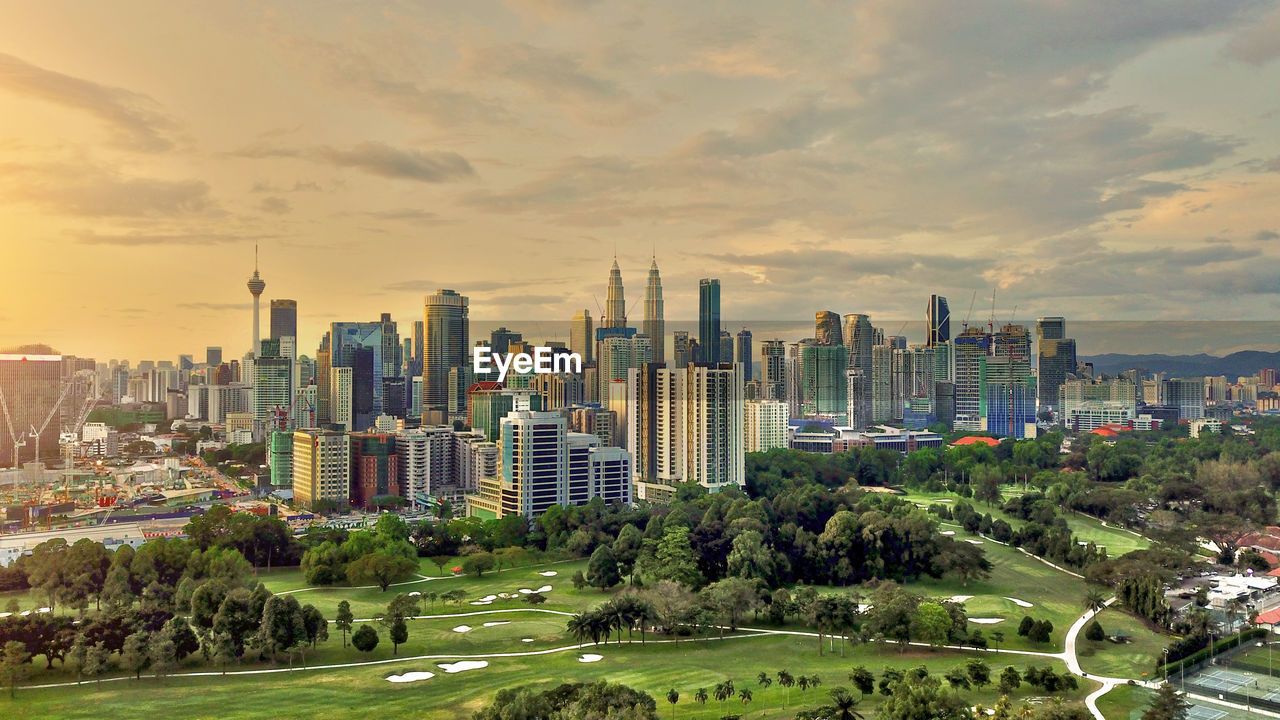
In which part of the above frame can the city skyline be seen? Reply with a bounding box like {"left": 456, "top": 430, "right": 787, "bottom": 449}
{"left": 3, "top": 2, "right": 1280, "bottom": 360}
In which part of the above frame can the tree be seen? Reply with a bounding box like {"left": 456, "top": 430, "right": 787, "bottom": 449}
{"left": 701, "top": 577, "right": 759, "bottom": 634}
{"left": 991, "top": 630, "right": 1005, "bottom": 653}
{"left": 1084, "top": 589, "right": 1108, "bottom": 614}
{"left": 966, "top": 659, "right": 991, "bottom": 688}
{"left": 461, "top": 552, "right": 497, "bottom": 578}
{"left": 429, "top": 555, "right": 453, "bottom": 576}
{"left": 347, "top": 550, "right": 417, "bottom": 591}
{"left": 694, "top": 687, "right": 708, "bottom": 713}
{"left": 352, "top": 624, "right": 379, "bottom": 653}
{"left": 525, "top": 592, "right": 547, "bottom": 606}
{"left": 149, "top": 633, "right": 177, "bottom": 683}
{"left": 713, "top": 680, "right": 736, "bottom": 716}
{"left": 389, "top": 618, "right": 408, "bottom": 655}
{"left": 587, "top": 545, "right": 622, "bottom": 590}
{"left": 254, "top": 595, "right": 307, "bottom": 664}
{"left": 880, "top": 674, "right": 968, "bottom": 720}
{"left": 944, "top": 666, "right": 971, "bottom": 689}
{"left": 998, "top": 666, "right": 1022, "bottom": 695}
{"left": 302, "top": 605, "right": 329, "bottom": 649}
{"left": 665, "top": 688, "right": 679, "bottom": 720}
{"left": 828, "top": 686, "right": 867, "bottom": 720}
{"left": 777, "top": 670, "right": 796, "bottom": 708}
{"left": 849, "top": 666, "right": 874, "bottom": 696}
{"left": 911, "top": 602, "right": 953, "bottom": 648}
{"left": 336, "top": 600, "right": 354, "bottom": 648}
{"left": 1028, "top": 620, "right": 1053, "bottom": 644}
{"left": 649, "top": 526, "right": 702, "bottom": 587}
{"left": 1017, "top": 616, "right": 1035, "bottom": 637}
{"left": 614, "top": 524, "right": 644, "bottom": 584}
{"left": 738, "top": 687, "right": 753, "bottom": 707}
{"left": 1085, "top": 619, "right": 1105, "bottom": 642}
{"left": 1141, "top": 683, "right": 1189, "bottom": 720}
{"left": 1, "top": 641, "right": 30, "bottom": 698}
{"left": 726, "top": 530, "right": 776, "bottom": 585}
{"left": 83, "top": 642, "right": 110, "bottom": 686}
{"left": 121, "top": 632, "right": 152, "bottom": 679}
{"left": 211, "top": 631, "right": 238, "bottom": 674}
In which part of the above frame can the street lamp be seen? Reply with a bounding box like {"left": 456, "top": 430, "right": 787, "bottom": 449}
{"left": 1163, "top": 648, "right": 1170, "bottom": 681}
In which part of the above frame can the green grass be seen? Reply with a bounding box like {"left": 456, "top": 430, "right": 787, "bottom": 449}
{"left": 900, "top": 488, "right": 1152, "bottom": 560}
{"left": 1096, "top": 683, "right": 1149, "bottom": 720}
{"left": 12, "top": 632, "right": 1091, "bottom": 719}
{"left": 1075, "top": 609, "right": 1171, "bottom": 679}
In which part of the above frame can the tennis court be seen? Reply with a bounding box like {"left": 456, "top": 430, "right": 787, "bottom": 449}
{"left": 1191, "top": 669, "right": 1253, "bottom": 692}
{"left": 1187, "top": 706, "right": 1227, "bottom": 720}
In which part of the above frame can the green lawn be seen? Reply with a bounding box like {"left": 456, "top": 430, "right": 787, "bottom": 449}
{"left": 1075, "top": 609, "right": 1171, "bottom": 679}
{"left": 1096, "top": 683, "right": 1149, "bottom": 720}
{"left": 900, "top": 488, "right": 1152, "bottom": 560}
{"left": 12, "top": 632, "right": 1092, "bottom": 720}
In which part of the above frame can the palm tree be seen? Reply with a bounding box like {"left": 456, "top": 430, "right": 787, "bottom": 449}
{"left": 694, "top": 687, "right": 708, "bottom": 714}
{"left": 828, "top": 687, "right": 866, "bottom": 720}
{"left": 1083, "top": 589, "right": 1107, "bottom": 615}
{"left": 665, "top": 688, "right": 679, "bottom": 720}
{"left": 567, "top": 614, "right": 592, "bottom": 647}
{"left": 757, "top": 671, "right": 773, "bottom": 700}
{"left": 738, "top": 687, "right": 753, "bottom": 708}
{"left": 713, "top": 681, "right": 735, "bottom": 716}
{"left": 777, "top": 670, "right": 795, "bottom": 709}
{"left": 798, "top": 675, "right": 812, "bottom": 694}
{"left": 634, "top": 597, "right": 656, "bottom": 644}
{"left": 809, "top": 674, "right": 823, "bottom": 691}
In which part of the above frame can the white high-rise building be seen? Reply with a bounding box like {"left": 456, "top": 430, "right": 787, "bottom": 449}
{"left": 744, "top": 399, "right": 788, "bottom": 452}
{"left": 598, "top": 334, "right": 651, "bottom": 402}
{"left": 330, "top": 367, "right": 353, "bottom": 431}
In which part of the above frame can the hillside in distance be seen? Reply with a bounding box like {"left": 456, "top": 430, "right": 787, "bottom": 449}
{"left": 1081, "top": 350, "right": 1280, "bottom": 378}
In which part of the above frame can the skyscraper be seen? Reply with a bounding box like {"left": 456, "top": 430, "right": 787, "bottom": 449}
{"left": 291, "top": 429, "right": 350, "bottom": 509}
{"left": 718, "top": 330, "right": 733, "bottom": 363}
{"left": 927, "top": 295, "right": 950, "bottom": 347}
{"left": 843, "top": 313, "right": 874, "bottom": 428}
{"left": 254, "top": 338, "right": 294, "bottom": 426}
{"left": 0, "top": 352, "right": 63, "bottom": 466}
{"left": 643, "top": 257, "right": 664, "bottom": 364}
{"left": 698, "top": 278, "right": 721, "bottom": 362}
{"left": 604, "top": 258, "right": 626, "bottom": 330}
{"left": 1036, "top": 317, "right": 1076, "bottom": 412}
{"left": 489, "top": 327, "right": 522, "bottom": 355}
{"left": 673, "top": 331, "right": 692, "bottom": 368}
{"left": 735, "top": 328, "right": 753, "bottom": 381}
{"left": 953, "top": 326, "right": 992, "bottom": 429}
{"left": 800, "top": 341, "right": 848, "bottom": 417}
{"left": 206, "top": 346, "right": 222, "bottom": 367}
{"left": 270, "top": 299, "right": 297, "bottom": 341}
{"left": 422, "top": 290, "right": 469, "bottom": 415}
{"left": 571, "top": 310, "right": 594, "bottom": 365}
{"left": 815, "top": 311, "right": 843, "bottom": 346}
{"left": 760, "top": 340, "right": 786, "bottom": 402}
{"left": 247, "top": 244, "right": 266, "bottom": 357}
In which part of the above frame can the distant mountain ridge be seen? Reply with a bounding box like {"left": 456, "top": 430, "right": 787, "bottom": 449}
{"left": 1081, "top": 350, "right": 1280, "bottom": 378}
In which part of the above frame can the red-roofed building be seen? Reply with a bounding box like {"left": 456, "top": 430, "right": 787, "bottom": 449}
{"left": 1254, "top": 607, "right": 1280, "bottom": 626}
{"left": 951, "top": 436, "right": 1000, "bottom": 447}
{"left": 1090, "top": 425, "right": 1123, "bottom": 437}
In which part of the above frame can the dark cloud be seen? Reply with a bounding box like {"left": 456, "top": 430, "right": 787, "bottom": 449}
{"left": 0, "top": 52, "right": 179, "bottom": 152}
{"left": 235, "top": 141, "right": 475, "bottom": 183}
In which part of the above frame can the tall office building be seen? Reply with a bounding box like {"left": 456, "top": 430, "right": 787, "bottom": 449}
{"left": 643, "top": 257, "right": 664, "bottom": 364}
{"left": 927, "top": 295, "right": 950, "bottom": 347}
{"left": 815, "top": 311, "right": 843, "bottom": 347}
{"left": 571, "top": 310, "right": 594, "bottom": 365}
{"left": 735, "top": 329, "right": 753, "bottom": 381}
{"left": 871, "top": 344, "right": 894, "bottom": 423}
{"left": 206, "top": 346, "right": 222, "bottom": 367}
{"left": 350, "top": 433, "right": 399, "bottom": 509}
{"left": 468, "top": 410, "right": 632, "bottom": 518}
{"left": 843, "top": 314, "right": 874, "bottom": 428}
{"left": 270, "top": 299, "right": 297, "bottom": 342}
{"left": 800, "top": 341, "right": 848, "bottom": 417}
{"left": 760, "top": 340, "right": 786, "bottom": 402}
{"left": 718, "top": 330, "right": 733, "bottom": 363}
{"left": 953, "top": 327, "right": 992, "bottom": 429}
{"left": 627, "top": 362, "right": 743, "bottom": 500}
{"left": 987, "top": 325, "right": 1034, "bottom": 438}
{"left": 253, "top": 338, "right": 295, "bottom": 426}
{"left": 489, "top": 327, "right": 522, "bottom": 355}
{"left": 422, "top": 290, "right": 469, "bottom": 415}
{"left": 330, "top": 366, "right": 353, "bottom": 431}
{"left": 698, "top": 278, "right": 721, "bottom": 362}
{"left": 744, "top": 399, "right": 788, "bottom": 452}
{"left": 598, "top": 333, "right": 651, "bottom": 402}
{"left": 1036, "top": 317, "right": 1076, "bottom": 412}
{"left": 247, "top": 244, "right": 266, "bottom": 357}
{"left": 0, "top": 353, "right": 63, "bottom": 466}
{"left": 1163, "top": 378, "right": 1206, "bottom": 421}
{"left": 673, "top": 331, "right": 692, "bottom": 368}
{"left": 268, "top": 431, "right": 293, "bottom": 488}
{"left": 603, "top": 258, "right": 626, "bottom": 330}
{"left": 291, "top": 429, "right": 350, "bottom": 509}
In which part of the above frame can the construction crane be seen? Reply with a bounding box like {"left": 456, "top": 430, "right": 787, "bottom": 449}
{"left": 961, "top": 290, "right": 978, "bottom": 331}
{"left": 27, "top": 378, "right": 75, "bottom": 462}
{"left": 0, "top": 386, "right": 25, "bottom": 469}
{"left": 988, "top": 288, "right": 997, "bottom": 335}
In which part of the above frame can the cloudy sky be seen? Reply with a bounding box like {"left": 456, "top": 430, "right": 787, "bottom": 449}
{"left": 2, "top": 0, "right": 1279, "bottom": 361}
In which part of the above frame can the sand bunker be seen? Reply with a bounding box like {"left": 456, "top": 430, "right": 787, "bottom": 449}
{"left": 483, "top": 621, "right": 510, "bottom": 627}
{"left": 438, "top": 661, "right": 488, "bottom": 674}
{"left": 964, "top": 539, "right": 984, "bottom": 544}
{"left": 1003, "top": 597, "right": 1033, "bottom": 608}
{"left": 946, "top": 595, "right": 973, "bottom": 603}
{"left": 387, "top": 671, "right": 435, "bottom": 683}
{"left": 535, "top": 585, "right": 552, "bottom": 593}
{"left": 969, "top": 618, "right": 1004, "bottom": 624}
{"left": 579, "top": 654, "right": 603, "bottom": 663}
{"left": 452, "top": 625, "right": 473, "bottom": 633}
{"left": 539, "top": 571, "right": 558, "bottom": 577}
{"left": 940, "top": 530, "right": 955, "bottom": 536}
{"left": 521, "top": 638, "right": 534, "bottom": 643}
{"left": 518, "top": 588, "right": 534, "bottom": 594}
{"left": 479, "top": 595, "right": 498, "bottom": 602}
